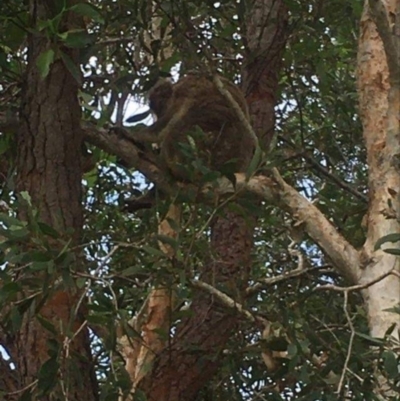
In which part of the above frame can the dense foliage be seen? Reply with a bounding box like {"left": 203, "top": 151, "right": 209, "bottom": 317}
{"left": 0, "top": 1, "right": 398, "bottom": 400}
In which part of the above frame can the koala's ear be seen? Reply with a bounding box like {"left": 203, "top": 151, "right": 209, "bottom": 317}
{"left": 126, "top": 109, "right": 152, "bottom": 124}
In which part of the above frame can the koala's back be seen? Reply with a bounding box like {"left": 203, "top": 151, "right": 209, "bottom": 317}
{"left": 157, "top": 74, "right": 254, "bottom": 180}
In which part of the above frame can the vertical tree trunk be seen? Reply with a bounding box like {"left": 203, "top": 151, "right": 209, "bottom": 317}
{"left": 137, "top": 1, "right": 289, "bottom": 400}
{"left": 242, "top": 0, "right": 288, "bottom": 149}
{"left": 357, "top": 0, "right": 400, "bottom": 339}
{"left": 357, "top": 0, "right": 400, "bottom": 398}
{"left": 14, "top": 1, "right": 98, "bottom": 399}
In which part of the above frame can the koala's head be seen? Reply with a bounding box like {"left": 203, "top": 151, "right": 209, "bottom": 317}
{"left": 148, "top": 78, "right": 173, "bottom": 119}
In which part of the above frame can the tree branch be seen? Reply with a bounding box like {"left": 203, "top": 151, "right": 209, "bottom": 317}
{"left": 3, "top": 110, "right": 362, "bottom": 285}
{"left": 216, "top": 170, "right": 361, "bottom": 283}
{"left": 82, "top": 122, "right": 170, "bottom": 193}
{"left": 190, "top": 279, "right": 267, "bottom": 325}
{"left": 246, "top": 266, "right": 335, "bottom": 295}
{"left": 83, "top": 123, "right": 361, "bottom": 282}
{"left": 315, "top": 268, "right": 400, "bottom": 292}
{"left": 97, "top": 36, "right": 137, "bottom": 46}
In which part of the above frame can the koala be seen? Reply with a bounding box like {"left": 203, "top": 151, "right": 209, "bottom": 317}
{"left": 146, "top": 74, "right": 255, "bottom": 181}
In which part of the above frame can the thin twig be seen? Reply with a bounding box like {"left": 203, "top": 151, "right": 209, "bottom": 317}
{"left": 97, "top": 36, "right": 137, "bottom": 45}
{"left": 7, "top": 379, "right": 38, "bottom": 396}
{"left": 246, "top": 266, "right": 334, "bottom": 295}
{"left": 278, "top": 135, "right": 368, "bottom": 203}
{"left": 304, "top": 154, "right": 368, "bottom": 203}
{"left": 315, "top": 269, "right": 399, "bottom": 292}
{"left": 191, "top": 279, "right": 267, "bottom": 326}
{"left": 336, "top": 292, "right": 355, "bottom": 398}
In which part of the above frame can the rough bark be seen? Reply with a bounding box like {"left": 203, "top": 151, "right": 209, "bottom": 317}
{"left": 138, "top": 207, "right": 255, "bottom": 399}
{"left": 134, "top": 1, "right": 289, "bottom": 400}
{"left": 242, "top": 0, "right": 288, "bottom": 149}
{"left": 0, "top": 356, "right": 17, "bottom": 396}
{"left": 13, "top": 1, "right": 98, "bottom": 400}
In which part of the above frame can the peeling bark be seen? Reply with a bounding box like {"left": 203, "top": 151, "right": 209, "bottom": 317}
{"left": 357, "top": 1, "right": 400, "bottom": 397}
{"left": 357, "top": 0, "right": 400, "bottom": 340}
{"left": 120, "top": 205, "right": 179, "bottom": 395}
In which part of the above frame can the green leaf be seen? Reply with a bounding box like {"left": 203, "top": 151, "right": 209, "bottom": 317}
{"left": 133, "top": 389, "right": 148, "bottom": 401}
{"left": 76, "top": 277, "right": 87, "bottom": 289}
{"left": 37, "top": 222, "right": 60, "bottom": 238}
{"left": 121, "top": 321, "right": 141, "bottom": 339}
{"left": 382, "top": 350, "right": 399, "bottom": 379}
{"left": 142, "top": 245, "right": 166, "bottom": 257}
{"left": 36, "top": 315, "right": 58, "bottom": 335}
{"left": 287, "top": 343, "right": 298, "bottom": 357}
{"left": 84, "top": 171, "right": 98, "bottom": 187}
{"left": 38, "top": 357, "right": 59, "bottom": 394}
{"left": 60, "top": 51, "right": 82, "bottom": 84}
{"left": 382, "top": 248, "right": 400, "bottom": 256}
{"left": 22, "top": 251, "right": 52, "bottom": 263}
{"left": 0, "top": 213, "right": 24, "bottom": 228}
{"left": 70, "top": 3, "right": 104, "bottom": 23}
{"left": 2, "top": 227, "right": 30, "bottom": 240}
{"left": 374, "top": 233, "right": 400, "bottom": 250}
{"left": 356, "top": 332, "right": 384, "bottom": 345}
{"left": 31, "top": 261, "right": 54, "bottom": 271}
{"left": 56, "top": 238, "right": 72, "bottom": 259}
{"left": 18, "top": 388, "right": 33, "bottom": 401}
{"left": 120, "top": 265, "right": 143, "bottom": 276}
{"left": 384, "top": 305, "right": 400, "bottom": 315}
{"left": 10, "top": 307, "right": 22, "bottom": 332}
{"left": 156, "top": 234, "right": 179, "bottom": 251}
{"left": 20, "top": 191, "right": 32, "bottom": 205}
{"left": 36, "top": 49, "right": 55, "bottom": 79}
{"left": 0, "top": 282, "right": 21, "bottom": 302}
{"left": 53, "top": 0, "right": 67, "bottom": 13}
{"left": 246, "top": 144, "right": 262, "bottom": 179}
{"left": 62, "top": 30, "right": 94, "bottom": 48}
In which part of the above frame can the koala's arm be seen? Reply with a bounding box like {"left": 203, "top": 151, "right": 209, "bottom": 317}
{"left": 150, "top": 99, "right": 193, "bottom": 141}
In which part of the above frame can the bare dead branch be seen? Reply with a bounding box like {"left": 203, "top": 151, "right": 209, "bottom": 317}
{"left": 336, "top": 292, "right": 356, "bottom": 397}
{"left": 315, "top": 268, "right": 400, "bottom": 292}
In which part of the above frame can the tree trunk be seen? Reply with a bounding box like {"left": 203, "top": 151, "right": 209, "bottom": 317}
{"left": 242, "top": 0, "right": 288, "bottom": 149}
{"left": 357, "top": 0, "right": 400, "bottom": 398}
{"left": 13, "top": 1, "right": 98, "bottom": 399}
{"left": 357, "top": 0, "right": 400, "bottom": 340}
{"left": 137, "top": 1, "right": 289, "bottom": 400}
